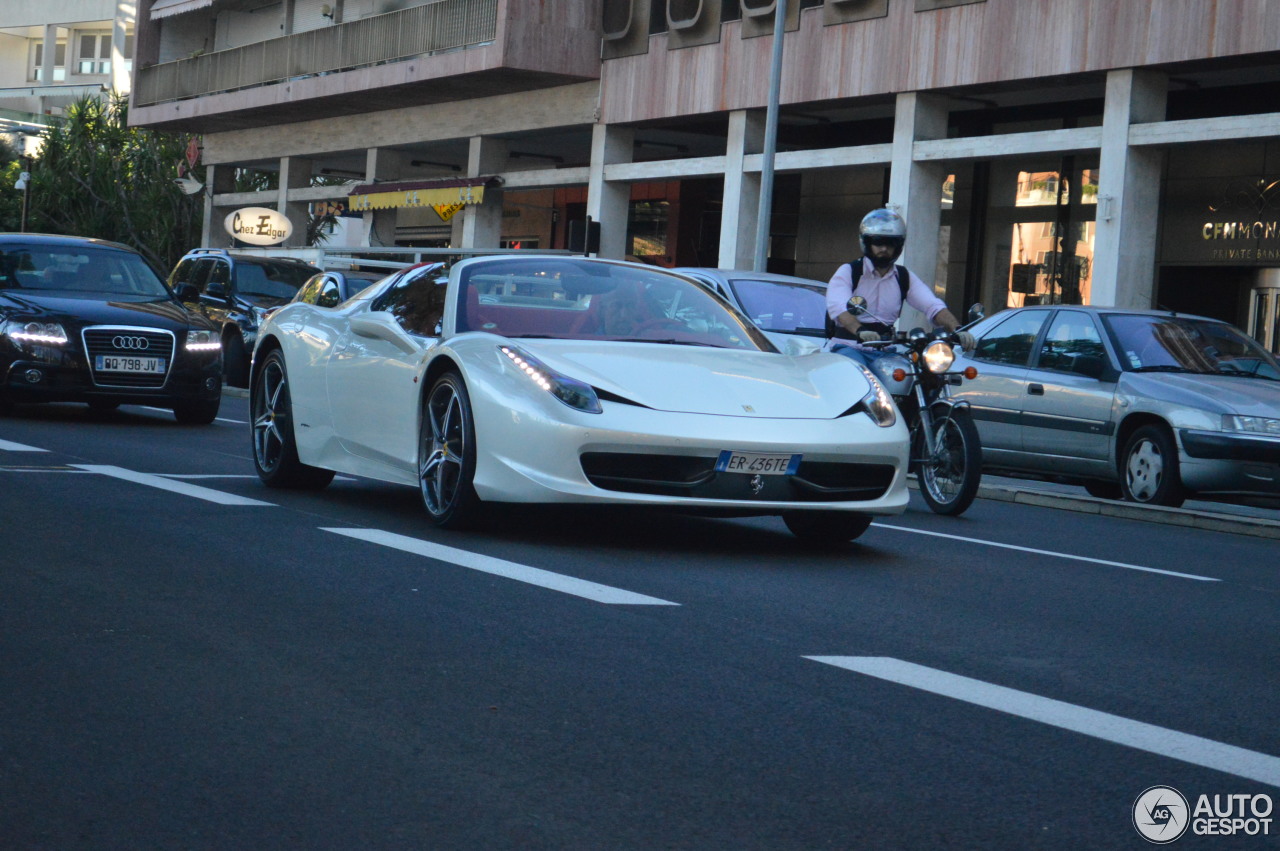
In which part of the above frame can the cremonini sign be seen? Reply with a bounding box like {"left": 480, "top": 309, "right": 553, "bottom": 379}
{"left": 225, "top": 207, "right": 292, "bottom": 246}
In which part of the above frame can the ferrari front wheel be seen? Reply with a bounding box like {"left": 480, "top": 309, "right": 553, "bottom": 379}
{"left": 420, "top": 371, "right": 482, "bottom": 528}
{"left": 251, "top": 349, "right": 334, "bottom": 489}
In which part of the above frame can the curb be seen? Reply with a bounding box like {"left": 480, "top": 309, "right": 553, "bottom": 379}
{"left": 975, "top": 482, "right": 1280, "bottom": 541}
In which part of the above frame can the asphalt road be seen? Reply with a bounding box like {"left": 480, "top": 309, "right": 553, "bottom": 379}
{"left": 2, "top": 393, "right": 1278, "bottom": 849}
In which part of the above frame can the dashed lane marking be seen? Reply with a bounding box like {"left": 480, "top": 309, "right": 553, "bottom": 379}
{"left": 323, "top": 527, "right": 681, "bottom": 606}
{"left": 805, "top": 656, "right": 1280, "bottom": 788}
{"left": 71, "top": 464, "right": 275, "bottom": 506}
{"left": 871, "top": 522, "right": 1218, "bottom": 582}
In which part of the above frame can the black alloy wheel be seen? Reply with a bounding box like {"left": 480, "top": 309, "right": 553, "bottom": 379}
{"left": 251, "top": 349, "right": 334, "bottom": 489}
{"left": 782, "top": 510, "right": 873, "bottom": 545}
{"left": 419, "top": 371, "right": 482, "bottom": 528}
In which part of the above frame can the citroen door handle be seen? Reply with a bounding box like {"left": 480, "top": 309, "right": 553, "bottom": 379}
{"left": 1027, "top": 384, "right": 1045, "bottom": 395}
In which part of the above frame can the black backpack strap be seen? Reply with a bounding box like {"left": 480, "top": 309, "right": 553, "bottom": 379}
{"left": 895, "top": 264, "right": 909, "bottom": 302}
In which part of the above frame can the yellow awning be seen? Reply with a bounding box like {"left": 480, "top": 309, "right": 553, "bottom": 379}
{"left": 348, "top": 181, "right": 489, "bottom": 212}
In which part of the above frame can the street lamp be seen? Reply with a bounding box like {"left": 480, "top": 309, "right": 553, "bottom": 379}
{"left": 14, "top": 155, "right": 31, "bottom": 233}
{"left": 752, "top": 0, "right": 788, "bottom": 272}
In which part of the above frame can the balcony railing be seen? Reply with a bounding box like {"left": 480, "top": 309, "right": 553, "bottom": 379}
{"left": 134, "top": 0, "right": 498, "bottom": 107}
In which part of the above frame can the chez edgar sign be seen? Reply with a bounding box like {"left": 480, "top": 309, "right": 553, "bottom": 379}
{"left": 225, "top": 207, "right": 292, "bottom": 246}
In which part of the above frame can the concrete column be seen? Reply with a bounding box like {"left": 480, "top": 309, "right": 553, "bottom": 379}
{"left": 587, "top": 124, "right": 634, "bottom": 259}
{"left": 888, "top": 92, "right": 949, "bottom": 329}
{"left": 719, "top": 110, "right": 765, "bottom": 269}
{"left": 111, "top": 0, "right": 130, "bottom": 94}
{"left": 204, "top": 164, "right": 238, "bottom": 246}
{"left": 459, "top": 136, "right": 507, "bottom": 249}
{"left": 361, "top": 147, "right": 405, "bottom": 247}
{"left": 41, "top": 25, "right": 58, "bottom": 92}
{"left": 278, "top": 156, "right": 313, "bottom": 247}
{"left": 1093, "top": 69, "right": 1167, "bottom": 308}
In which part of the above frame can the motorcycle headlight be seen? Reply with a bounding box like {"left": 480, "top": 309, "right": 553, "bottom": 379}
{"left": 3, "top": 320, "right": 69, "bottom": 347}
{"left": 854, "top": 363, "right": 897, "bottom": 428}
{"left": 500, "top": 345, "right": 602, "bottom": 414}
{"left": 1223, "top": 414, "right": 1280, "bottom": 436}
{"left": 922, "top": 339, "right": 955, "bottom": 374}
{"left": 185, "top": 329, "right": 222, "bottom": 351}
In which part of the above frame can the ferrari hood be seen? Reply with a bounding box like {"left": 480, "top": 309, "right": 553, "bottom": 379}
{"left": 519, "top": 341, "right": 871, "bottom": 418}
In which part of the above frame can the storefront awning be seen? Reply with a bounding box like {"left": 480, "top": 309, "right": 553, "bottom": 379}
{"left": 151, "top": 0, "right": 215, "bottom": 20}
{"left": 347, "top": 176, "right": 499, "bottom": 212}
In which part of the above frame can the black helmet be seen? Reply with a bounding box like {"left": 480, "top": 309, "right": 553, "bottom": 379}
{"left": 859, "top": 208, "right": 906, "bottom": 268}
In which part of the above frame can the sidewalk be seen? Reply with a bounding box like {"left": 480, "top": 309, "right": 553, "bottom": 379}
{"left": 975, "top": 475, "right": 1280, "bottom": 540}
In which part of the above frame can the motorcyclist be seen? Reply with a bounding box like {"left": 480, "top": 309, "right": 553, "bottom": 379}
{"left": 826, "top": 208, "right": 975, "bottom": 365}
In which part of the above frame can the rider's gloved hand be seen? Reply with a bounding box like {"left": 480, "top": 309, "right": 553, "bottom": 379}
{"left": 956, "top": 330, "right": 976, "bottom": 350}
{"left": 858, "top": 329, "right": 881, "bottom": 343}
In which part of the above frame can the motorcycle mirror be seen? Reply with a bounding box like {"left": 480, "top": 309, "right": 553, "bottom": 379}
{"left": 846, "top": 295, "right": 869, "bottom": 316}
{"left": 967, "top": 303, "right": 986, "bottom": 322}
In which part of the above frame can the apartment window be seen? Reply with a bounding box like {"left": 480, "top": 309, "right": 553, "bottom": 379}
{"left": 31, "top": 40, "right": 67, "bottom": 83}
{"left": 76, "top": 33, "right": 132, "bottom": 75}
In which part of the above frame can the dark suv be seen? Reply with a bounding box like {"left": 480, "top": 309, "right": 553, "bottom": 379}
{"left": 169, "top": 249, "right": 316, "bottom": 387}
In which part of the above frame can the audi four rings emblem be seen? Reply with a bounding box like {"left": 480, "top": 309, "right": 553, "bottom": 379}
{"left": 111, "top": 336, "right": 150, "bottom": 350}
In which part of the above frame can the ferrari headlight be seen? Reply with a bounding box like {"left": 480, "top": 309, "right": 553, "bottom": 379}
{"left": 854, "top": 363, "right": 896, "bottom": 428}
{"left": 922, "top": 339, "right": 955, "bottom": 374}
{"left": 185, "top": 329, "right": 222, "bottom": 351}
{"left": 500, "top": 345, "right": 602, "bottom": 414}
{"left": 1223, "top": 414, "right": 1280, "bottom": 436}
{"left": 4, "top": 320, "right": 68, "bottom": 346}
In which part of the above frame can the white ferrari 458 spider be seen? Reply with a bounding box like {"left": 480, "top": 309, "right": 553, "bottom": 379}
{"left": 250, "top": 255, "right": 910, "bottom": 542}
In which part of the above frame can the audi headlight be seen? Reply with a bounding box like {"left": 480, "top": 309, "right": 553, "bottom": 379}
{"left": 854, "top": 363, "right": 896, "bottom": 428}
{"left": 922, "top": 339, "right": 955, "bottom": 374}
{"left": 1223, "top": 414, "right": 1280, "bottom": 436}
{"left": 185, "top": 329, "right": 222, "bottom": 351}
{"left": 3, "top": 320, "right": 68, "bottom": 347}
{"left": 500, "top": 345, "right": 602, "bottom": 414}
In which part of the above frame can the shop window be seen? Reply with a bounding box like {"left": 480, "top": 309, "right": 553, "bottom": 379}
{"left": 628, "top": 201, "right": 671, "bottom": 264}
{"left": 30, "top": 40, "right": 67, "bottom": 83}
{"left": 1008, "top": 221, "right": 1094, "bottom": 308}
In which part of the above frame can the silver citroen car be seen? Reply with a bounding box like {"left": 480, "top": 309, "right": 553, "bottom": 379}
{"left": 952, "top": 305, "right": 1280, "bottom": 508}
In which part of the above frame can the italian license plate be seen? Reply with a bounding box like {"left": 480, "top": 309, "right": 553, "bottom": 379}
{"left": 95, "top": 355, "right": 165, "bottom": 374}
{"left": 715, "top": 450, "right": 801, "bottom": 476}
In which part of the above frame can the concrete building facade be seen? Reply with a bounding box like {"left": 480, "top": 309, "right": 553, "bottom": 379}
{"left": 127, "top": 0, "right": 1280, "bottom": 350}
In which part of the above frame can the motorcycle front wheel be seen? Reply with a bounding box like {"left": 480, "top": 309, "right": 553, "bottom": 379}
{"left": 916, "top": 408, "right": 982, "bottom": 516}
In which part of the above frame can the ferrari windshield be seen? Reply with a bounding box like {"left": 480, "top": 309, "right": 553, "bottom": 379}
{"left": 0, "top": 243, "right": 170, "bottom": 297}
{"left": 456, "top": 258, "right": 775, "bottom": 351}
{"left": 1105, "top": 313, "right": 1280, "bottom": 380}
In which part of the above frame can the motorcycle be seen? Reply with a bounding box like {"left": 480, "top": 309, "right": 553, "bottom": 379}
{"left": 846, "top": 297, "right": 985, "bottom": 516}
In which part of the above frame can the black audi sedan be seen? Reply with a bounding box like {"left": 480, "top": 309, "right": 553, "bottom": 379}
{"left": 0, "top": 234, "right": 223, "bottom": 423}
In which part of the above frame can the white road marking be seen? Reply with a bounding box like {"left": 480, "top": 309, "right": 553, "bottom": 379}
{"left": 71, "top": 464, "right": 274, "bottom": 506}
{"left": 806, "top": 656, "right": 1280, "bottom": 788}
{"left": 871, "top": 522, "right": 1218, "bottom": 582}
{"left": 0, "top": 438, "right": 48, "bottom": 452}
{"left": 137, "top": 404, "right": 246, "bottom": 425}
{"left": 324, "top": 527, "right": 680, "bottom": 606}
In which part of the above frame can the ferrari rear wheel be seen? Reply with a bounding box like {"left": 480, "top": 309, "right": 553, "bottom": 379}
{"left": 782, "top": 510, "right": 873, "bottom": 545}
{"left": 251, "top": 349, "right": 334, "bottom": 489}
{"left": 420, "top": 371, "right": 482, "bottom": 528}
